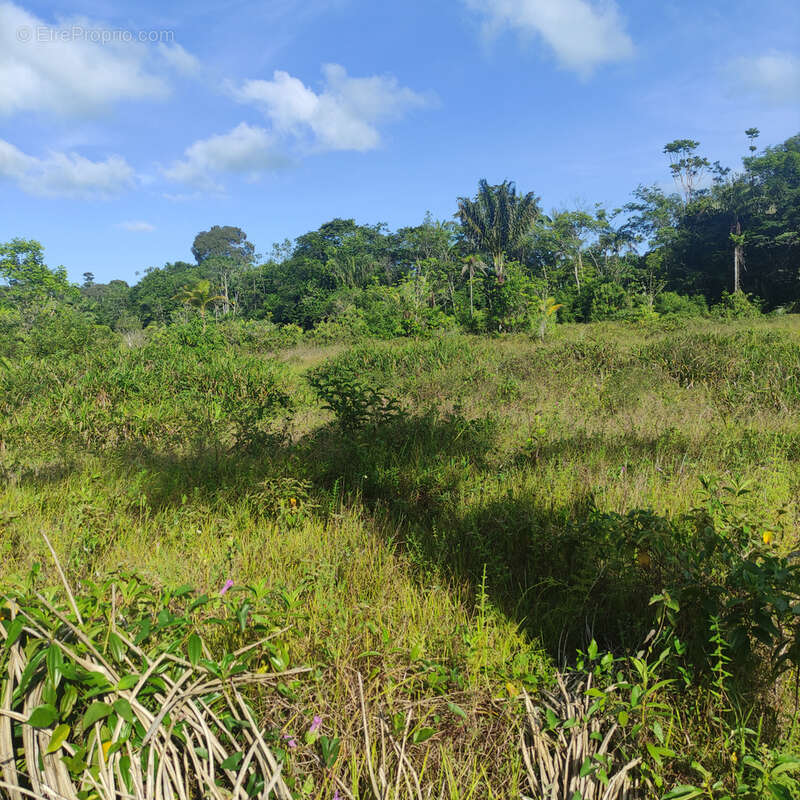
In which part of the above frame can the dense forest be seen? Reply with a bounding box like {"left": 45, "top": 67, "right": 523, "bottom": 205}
{"left": 2, "top": 131, "right": 798, "bottom": 349}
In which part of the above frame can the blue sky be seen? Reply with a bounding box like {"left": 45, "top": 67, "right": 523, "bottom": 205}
{"left": 1, "top": 0, "right": 798, "bottom": 283}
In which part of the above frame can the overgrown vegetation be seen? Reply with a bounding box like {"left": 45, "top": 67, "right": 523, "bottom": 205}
{"left": 3, "top": 311, "right": 800, "bottom": 798}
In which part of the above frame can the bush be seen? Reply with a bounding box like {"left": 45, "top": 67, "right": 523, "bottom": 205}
{"left": 308, "top": 359, "right": 400, "bottom": 432}
{"left": 711, "top": 290, "right": 763, "bottom": 319}
{"left": 654, "top": 291, "right": 708, "bottom": 317}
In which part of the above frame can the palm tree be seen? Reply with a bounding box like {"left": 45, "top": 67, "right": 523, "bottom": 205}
{"left": 460, "top": 254, "right": 487, "bottom": 318}
{"left": 533, "top": 296, "right": 563, "bottom": 341}
{"left": 173, "top": 279, "right": 225, "bottom": 329}
{"left": 456, "top": 180, "right": 540, "bottom": 284}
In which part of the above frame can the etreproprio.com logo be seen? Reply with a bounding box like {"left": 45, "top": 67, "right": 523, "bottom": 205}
{"left": 16, "top": 25, "right": 175, "bottom": 44}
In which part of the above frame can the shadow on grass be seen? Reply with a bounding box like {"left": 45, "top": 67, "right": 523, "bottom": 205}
{"left": 16, "top": 410, "right": 683, "bottom": 662}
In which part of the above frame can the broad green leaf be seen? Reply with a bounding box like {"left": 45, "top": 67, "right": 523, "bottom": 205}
{"left": 107, "top": 632, "right": 127, "bottom": 663}
{"left": 411, "top": 727, "right": 435, "bottom": 744}
{"left": 767, "top": 784, "right": 793, "bottom": 800}
{"left": 27, "top": 704, "right": 59, "bottom": 729}
{"left": 116, "top": 674, "right": 139, "bottom": 691}
{"left": 187, "top": 633, "right": 202, "bottom": 667}
{"left": 447, "top": 701, "right": 467, "bottom": 719}
{"left": 579, "top": 757, "right": 594, "bottom": 778}
{"left": 82, "top": 702, "right": 113, "bottom": 732}
{"left": 113, "top": 698, "right": 134, "bottom": 724}
{"left": 663, "top": 786, "right": 703, "bottom": 800}
{"left": 3, "top": 618, "right": 24, "bottom": 650}
{"left": 46, "top": 724, "right": 70, "bottom": 754}
{"left": 220, "top": 752, "right": 243, "bottom": 770}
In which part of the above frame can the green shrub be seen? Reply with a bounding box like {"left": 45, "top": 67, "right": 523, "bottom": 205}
{"left": 655, "top": 291, "right": 708, "bottom": 317}
{"left": 711, "top": 291, "right": 764, "bottom": 319}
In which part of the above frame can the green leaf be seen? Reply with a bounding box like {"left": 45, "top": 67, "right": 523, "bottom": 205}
{"left": 663, "top": 786, "right": 704, "bottom": 800}
{"left": 107, "top": 632, "right": 127, "bottom": 663}
{"left": 587, "top": 639, "right": 598, "bottom": 660}
{"left": 767, "top": 784, "right": 793, "bottom": 800}
{"left": 119, "top": 755, "right": 133, "bottom": 793}
{"left": 545, "top": 707, "right": 559, "bottom": 730}
{"left": 27, "top": 704, "right": 59, "bottom": 729}
{"left": 113, "top": 698, "right": 134, "bottom": 724}
{"left": 188, "top": 594, "right": 209, "bottom": 612}
{"left": 319, "top": 735, "right": 340, "bottom": 768}
{"left": 447, "top": 701, "right": 467, "bottom": 719}
{"left": 3, "top": 618, "right": 24, "bottom": 650}
{"left": 236, "top": 602, "right": 251, "bottom": 633}
{"left": 579, "top": 757, "right": 595, "bottom": 778}
{"left": 411, "top": 727, "right": 435, "bottom": 744}
{"left": 116, "top": 674, "right": 139, "bottom": 691}
{"left": 187, "top": 633, "right": 202, "bottom": 667}
{"left": 81, "top": 702, "right": 113, "bottom": 732}
{"left": 617, "top": 710, "right": 629, "bottom": 726}
{"left": 772, "top": 755, "right": 800, "bottom": 775}
{"left": 60, "top": 684, "right": 78, "bottom": 717}
{"left": 46, "top": 724, "right": 70, "bottom": 754}
{"left": 220, "top": 752, "right": 243, "bottom": 770}
{"left": 46, "top": 644, "right": 64, "bottom": 687}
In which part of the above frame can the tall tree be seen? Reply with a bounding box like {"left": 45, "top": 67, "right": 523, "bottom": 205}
{"left": 456, "top": 180, "right": 540, "bottom": 284}
{"left": 460, "top": 254, "right": 487, "bottom": 318}
{"left": 192, "top": 226, "right": 255, "bottom": 316}
{"left": 663, "top": 140, "right": 710, "bottom": 205}
{"left": 0, "top": 239, "right": 79, "bottom": 323}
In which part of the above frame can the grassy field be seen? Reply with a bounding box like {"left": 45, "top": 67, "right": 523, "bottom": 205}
{"left": 3, "top": 315, "right": 800, "bottom": 797}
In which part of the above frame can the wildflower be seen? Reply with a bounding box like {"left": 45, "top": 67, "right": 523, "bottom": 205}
{"left": 220, "top": 578, "right": 234, "bottom": 596}
{"left": 290, "top": 497, "right": 297, "bottom": 508}
{"left": 309, "top": 715, "right": 322, "bottom": 734}
{"left": 282, "top": 733, "right": 298, "bottom": 749}
{"left": 731, "top": 751, "right": 738, "bottom": 764}
{"left": 762, "top": 530, "right": 774, "bottom": 545}
{"left": 333, "top": 791, "right": 341, "bottom": 800}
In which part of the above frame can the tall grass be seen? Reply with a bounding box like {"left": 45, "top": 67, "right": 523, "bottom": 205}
{"left": 2, "top": 315, "right": 800, "bottom": 796}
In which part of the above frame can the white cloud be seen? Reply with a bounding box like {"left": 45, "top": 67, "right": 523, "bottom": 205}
{"left": 463, "top": 0, "right": 634, "bottom": 75}
{"left": 157, "top": 42, "right": 201, "bottom": 77}
{"left": 0, "top": 1, "right": 199, "bottom": 116}
{"left": 0, "top": 136, "right": 134, "bottom": 199}
{"left": 729, "top": 52, "right": 800, "bottom": 106}
{"left": 233, "top": 63, "right": 432, "bottom": 151}
{"left": 117, "top": 220, "right": 155, "bottom": 232}
{"left": 163, "top": 122, "right": 287, "bottom": 190}
{"left": 0, "top": 138, "right": 135, "bottom": 197}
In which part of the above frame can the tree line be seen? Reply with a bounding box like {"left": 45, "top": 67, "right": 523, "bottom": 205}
{"left": 2, "top": 130, "right": 798, "bottom": 344}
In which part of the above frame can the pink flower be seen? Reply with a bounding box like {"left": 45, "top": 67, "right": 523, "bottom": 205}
{"left": 309, "top": 715, "right": 322, "bottom": 734}
{"left": 333, "top": 791, "right": 341, "bottom": 800}
{"left": 220, "top": 579, "right": 234, "bottom": 596}
{"left": 282, "top": 734, "right": 298, "bottom": 749}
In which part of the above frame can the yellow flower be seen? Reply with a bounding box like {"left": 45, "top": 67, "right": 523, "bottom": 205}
{"left": 102, "top": 740, "right": 113, "bottom": 758}
{"left": 290, "top": 497, "right": 297, "bottom": 508}
{"left": 731, "top": 751, "right": 738, "bottom": 764}
{"left": 762, "top": 530, "right": 773, "bottom": 546}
